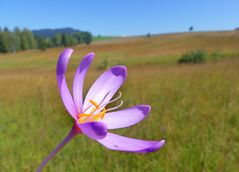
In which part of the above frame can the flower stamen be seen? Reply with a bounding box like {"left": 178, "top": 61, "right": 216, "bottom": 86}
{"left": 90, "top": 108, "right": 106, "bottom": 121}
{"left": 106, "top": 100, "right": 123, "bottom": 112}
{"left": 82, "top": 91, "right": 110, "bottom": 114}
{"left": 89, "top": 99, "right": 99, "bottom": 109}
{"left": 99, "top": 92, "right": 122, "bottom": 109}
{"left": 78, "top": 92, "right": 123, "bottom": 124}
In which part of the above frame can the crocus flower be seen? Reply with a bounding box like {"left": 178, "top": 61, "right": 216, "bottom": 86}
{"left": 36, "top": 48, "right": 165, "bottom": 171}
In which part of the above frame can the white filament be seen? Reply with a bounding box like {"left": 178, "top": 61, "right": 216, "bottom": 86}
{"left": 99, "top": 92, "right": 122, "bottom": 109}
{"left": 82, "top": 91, "right": 110, "bottom": 113}
{"left": 82, "top": 91, "right": 123, "bottom": 114}
{"left": 106, "top": 100, "right": 124, "bottom": 112}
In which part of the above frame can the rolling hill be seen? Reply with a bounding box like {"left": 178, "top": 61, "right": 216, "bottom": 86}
{"left": 1, "top": 30, "right": 239, "bottom": 71}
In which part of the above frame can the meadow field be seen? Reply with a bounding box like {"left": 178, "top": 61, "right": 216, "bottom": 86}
{"left": 0, "top": 31, "right": 239, "bottom": 172}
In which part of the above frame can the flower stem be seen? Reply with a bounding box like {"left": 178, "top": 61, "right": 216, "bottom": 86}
{"left": 36, "top": 125, "right": 80, "bottom": 172}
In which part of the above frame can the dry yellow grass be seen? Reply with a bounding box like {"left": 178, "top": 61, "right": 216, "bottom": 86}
{"left": 1, "top": 30, "right": 239, "bottom": 71}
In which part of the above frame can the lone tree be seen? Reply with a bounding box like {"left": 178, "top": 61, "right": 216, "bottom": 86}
{"left": 82, "top": 31, "right": 93, "bottom": 45}
{"left": 189, "top": 26, "right": 194, "bottom": 32}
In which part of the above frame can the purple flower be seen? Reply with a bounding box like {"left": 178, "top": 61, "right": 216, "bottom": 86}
{"left": 37, "top": 48, "right": 165, "bottom": 171}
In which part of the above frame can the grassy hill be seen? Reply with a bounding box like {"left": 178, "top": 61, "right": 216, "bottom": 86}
{"left": 1, "top": 30, "right": 239, "bottom": 71}
{"left": 0, "top": 31, "right": 239, "bottom": 171}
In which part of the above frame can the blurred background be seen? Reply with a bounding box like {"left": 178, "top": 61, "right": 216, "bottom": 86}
{"left": 0, "top": 0, "right": 239, "bottom": 171}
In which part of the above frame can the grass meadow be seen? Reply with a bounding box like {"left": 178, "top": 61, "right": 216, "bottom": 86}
{"left": 0, "top": 31, "right": 239, "bottom": 171}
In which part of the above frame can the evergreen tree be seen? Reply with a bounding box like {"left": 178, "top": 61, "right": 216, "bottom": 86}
{"left": 0, "top": 27, "right": 22, "bottom": 52}
{"left": 0, "top": 32, "right": 5, "bottom": 52}
{"left": 62, "top": 34, "right": 78, "bottom": 47}
{"left": 13, "top": 27, "right": 21, "bottom": 51}
{"left": 68, "top": 35, "right": 78, "bottom": 46}
{"left": 82, "top": 32, "right": 93, "bottom": 45}
{"left": 47, "top": 38, "right": 53, "bottom": 48}
{"left": 0, "top": 28, "right": 22, "bottom": 53}
{"left": 0, "top": 28, "right": 3, "bottom": 52}
{"left": 189, "top": 26, "right": 194, "bottom": 32}
{"left": 72, "top": 32, "right": 83, "bottom": 44}
{"left": 61, "top": 34, "right": 68, "bottom": 47}
{"left": 21, "top": 29, "right": 29, "bottom": 50}
{"left": 8, "top": 31, "right": 18, "bottom": 52}
{"left": 52, "top": 33, "right": 62, "bottom": 47}
{"left": 3, "top": 27, "right": 9, "bottom": 32}
{"left": 37, "top": 38, "right": 48, "bottom": 51}
{"left": 0, "top": 31, "right": 12, "bottom": 52}
{"left": 21, "top": 28, "right": 36, "bottom": 50}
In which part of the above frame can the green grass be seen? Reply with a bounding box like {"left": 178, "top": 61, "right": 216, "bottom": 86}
{"left": 93, "top": 36, "right": 116, "bottom": 42}
{"left": 0, "top": 31, "right": 239, "bottom": 171}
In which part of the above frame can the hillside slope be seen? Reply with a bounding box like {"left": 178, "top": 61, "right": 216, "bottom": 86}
{"left": 0, "top": 30, "right": 239, "bottom": 71}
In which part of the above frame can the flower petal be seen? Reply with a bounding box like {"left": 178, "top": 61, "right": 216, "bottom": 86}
{"left": 102, "top": 105, "right": 151, "bottom": 129}
{"left": 73, "top": 53, "right": 95, "bottom": 113}
{"left": 83, "top": 66, "right": 127, "bottom": 113}
{"left": 56, "top": 48, "right": 77, "bottom": 119}
{"left": 97, "top": 132, "right": 165, "bottom": 153}
{"left": 78, "top": 122, "right": 107, "bottom": 140}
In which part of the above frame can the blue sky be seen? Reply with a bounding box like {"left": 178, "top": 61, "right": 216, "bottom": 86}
{"left": 0, "top": 0, "right": 238, "bottom": 36}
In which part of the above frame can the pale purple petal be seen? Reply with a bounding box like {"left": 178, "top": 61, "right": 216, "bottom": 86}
{"left": 56, "top": 48, "right": 77, "bottom": 119}
{"left": 73, "top": 53, "right": 95, "bottom": 113}
{"left": 78, "top": 122, "right": 107, "bottom": 140}
{"left": 97, "top": 132, "right": 165, "bottom": 153}
{"left": 102, "top": 105, "right": 151, "bottom": 129}
{"left": 83, "top": 66, "right": 127, "bottom": 114}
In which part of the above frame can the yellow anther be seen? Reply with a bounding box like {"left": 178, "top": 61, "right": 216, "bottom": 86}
{"left": 90, "top": 108, "right": 106, "bottom": 121}
{"left": 77, "top": 100, "right": 107, "bottom": 124}
{"left": 77, "top": 113, "right": 92, "bottom": 118}
{"left": 90, "top": 107, "right": 97, "bottom": 114}
{"left": 100, "top": 108, "right": 106, "bottom": 119}
{"left": 89, "top": 99, "right": 99, "bottom": 109}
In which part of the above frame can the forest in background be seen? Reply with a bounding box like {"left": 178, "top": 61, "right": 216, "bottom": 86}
{"left": 0, "top": 27, "right": 93, "bottom": 53}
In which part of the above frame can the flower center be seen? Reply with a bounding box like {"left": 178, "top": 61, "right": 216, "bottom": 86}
{"left": 77, "top": 92, "right": 123, "bottom": 124}
{"left": 77, "top": 100, "right": 106, "bottom": 123}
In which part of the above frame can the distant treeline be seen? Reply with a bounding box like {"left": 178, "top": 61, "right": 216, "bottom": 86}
{"left": 0, "top": 27, "right": 93, "bottom": 53}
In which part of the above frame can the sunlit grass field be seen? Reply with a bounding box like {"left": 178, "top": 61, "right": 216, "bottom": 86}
{"left": 0, "top": 31, "right": 239, "bottom": 171}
